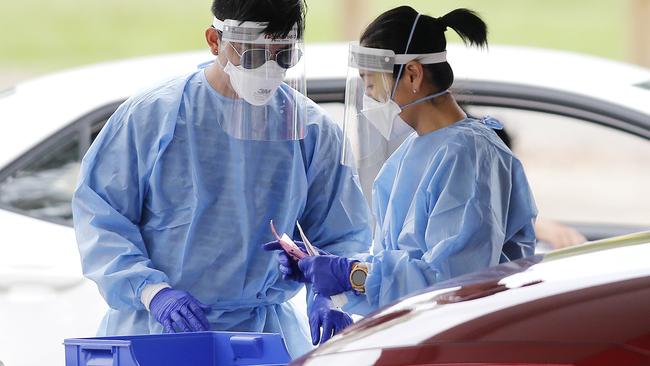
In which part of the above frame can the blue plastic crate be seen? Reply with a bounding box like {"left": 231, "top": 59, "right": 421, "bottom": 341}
{"left": 64, "top": 331, "right": 291, "bottom": 366}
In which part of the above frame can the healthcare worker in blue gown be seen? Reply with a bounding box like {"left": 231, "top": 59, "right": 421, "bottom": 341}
{"left": 71, "top": 0, "right": 370, "bottom": 358}
{"left": 265, "top": 6, "right": 538, "bottom": 341}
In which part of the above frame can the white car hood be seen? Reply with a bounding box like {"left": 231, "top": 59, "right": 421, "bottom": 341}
{"left": 0, "top": 209, "right": 109, "bottom": 366}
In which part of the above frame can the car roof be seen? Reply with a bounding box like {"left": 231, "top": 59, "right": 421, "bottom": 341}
{"left": 0, "top": 52, "right": 208, "bottom": 169}
{"left": 1, "top": 44, "right": 648, "bottom": 169}
{"left": 309, "top": 43, "right": 650, "bottom": 114}
{"left": 305, "top": 232, "right": 650, "bottom": 356}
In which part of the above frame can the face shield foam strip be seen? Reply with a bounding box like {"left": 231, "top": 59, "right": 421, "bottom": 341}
{"left": 349, "top": 44, "right": 395, "bottom": 72}
{"left": 394, "top": 51, "right": 447, "bottom": 65}
{"left": 348, "top": 43, "right": 447, "bottom": 74}
{"left": 213, "top": 17, "right": 298, "bottom": 45}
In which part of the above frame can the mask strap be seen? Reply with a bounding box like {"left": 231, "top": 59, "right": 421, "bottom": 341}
{"left": 399, "top": 89, "right": 449, "bottom": 110}
{"left": 391, "top": 13, "right": 422, "bottom": 99}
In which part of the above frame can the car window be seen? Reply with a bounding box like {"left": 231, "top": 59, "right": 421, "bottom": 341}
{"left": 0, "top": 117, "right": 109, "bottom": 225}
{"left": 0, "top": 135, "right": 80, "bottom": 223}
{"left": 318, "top": 102, "right": 345, "bottom": 129}
{"left": 635, "top": 80, "right": 650, "bottom": 91}
{"left": 465, "top": 105, "right": 650, "bottom": 226}
{"left": 5, "top": 100, "right": 645, "bottom": 229}
{"left": 330, "top": 97, "right": 650, "bottom": 228}
{"left": 0, "top": 87, "right": 16, "bottom": 99}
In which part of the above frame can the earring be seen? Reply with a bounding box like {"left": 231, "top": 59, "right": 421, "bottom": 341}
{"left": 412, "top": 89, "right": 417, "bottom": 94}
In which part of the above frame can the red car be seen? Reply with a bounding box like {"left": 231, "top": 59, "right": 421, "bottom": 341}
{"left": 291, "top": 232, "right": 650, "bottom": 366}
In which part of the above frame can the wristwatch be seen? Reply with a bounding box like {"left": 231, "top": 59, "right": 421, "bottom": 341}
{"left": 349, "top": 262, "right": 369, "bottom": 293}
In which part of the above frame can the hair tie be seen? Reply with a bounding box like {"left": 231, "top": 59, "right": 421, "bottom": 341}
{"left": 436, "top": 17, "right": 448, "bottom": 32}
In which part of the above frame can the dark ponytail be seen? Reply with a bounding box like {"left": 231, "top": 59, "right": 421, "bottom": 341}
{"left": 439, "top": 9, "right": 488, "bottom": 48}
{"left": 360, "top": 6, "right": 488, "bottom": 91}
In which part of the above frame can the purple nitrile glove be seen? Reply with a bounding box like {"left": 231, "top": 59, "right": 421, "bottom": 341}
{"left": 149, "top": 288, "right": 211, "bottom": 333}
{"left": 309, "top": 294, "right": 353, "bottom": 345}
{"left": 298, "top": 255, "right": 357, "bottom": 296}
{"left": 262, "top": 240, "right": 328, "bottom": 282}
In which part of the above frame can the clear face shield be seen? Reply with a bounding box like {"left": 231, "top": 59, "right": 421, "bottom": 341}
{"left": 213, "top": 18, "right": 307, "bottom": 141}
{"left": 340, "top": 42, "right": 448, "bottom": 168}
{"left": 340, "top": 40, "right": 448, "bottom": 205}
{"left": 341, "top": 43, "right": 400, "bottom": 170}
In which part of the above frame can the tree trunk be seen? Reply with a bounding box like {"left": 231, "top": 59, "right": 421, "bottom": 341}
{"left": 630, "top": 0, "right": 650, "bottom": 67}
{"left": 342, "top": 0, "right": 371, "bottom": 41}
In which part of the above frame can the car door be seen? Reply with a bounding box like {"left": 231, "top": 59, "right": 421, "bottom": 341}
{"left": 454, "top": 80, "right": 650, "bottom": 242}
{"left": 0, "top": 102, "right": 119, "bottom": 366}
{"left": 310, "top": 78, "right": 650, "bottom": 245}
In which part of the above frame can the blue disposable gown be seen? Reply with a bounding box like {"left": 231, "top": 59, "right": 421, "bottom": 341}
{"left": 72, "top": 69, "right": 371, "bottom": 358}
{"left": 345, "top": 117, "right": 537, "bottom": 313}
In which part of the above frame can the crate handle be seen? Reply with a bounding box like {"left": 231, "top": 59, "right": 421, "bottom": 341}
{"left": 80, "top": 346, "right": 117, "bottom": 366}
{"left": 230, "top": 335, "right": 263, "bottom": 359}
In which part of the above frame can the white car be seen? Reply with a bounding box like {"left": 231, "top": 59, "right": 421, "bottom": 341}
{"left": 0, "top": 44, "right": 648, "bottom": 366}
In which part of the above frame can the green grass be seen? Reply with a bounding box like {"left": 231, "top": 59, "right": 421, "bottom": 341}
{"left": 0, "top": 0, "right": 211, "bottom": 70}
{"left": 380, "top": 0, "right": 627, "bottom": 61}
{"left": 0, "top": 0, "right": 629, "bottom": 73}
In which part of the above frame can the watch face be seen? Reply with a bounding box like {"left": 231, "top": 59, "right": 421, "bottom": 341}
{"left": 351, "top": 269, "right": 367, "bottom": 286}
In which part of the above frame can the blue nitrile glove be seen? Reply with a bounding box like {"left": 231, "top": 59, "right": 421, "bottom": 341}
{"left": 149, "top": 288, "right": 212, "bottom": 333}
{"left": 298, "top": 255, "right": 357, "bottom": 296}
{"left": 309, "top": 294, "right": 353, "bottom": 345}
{"left": 262, "top": 240, "right": 328, "bottom": 282}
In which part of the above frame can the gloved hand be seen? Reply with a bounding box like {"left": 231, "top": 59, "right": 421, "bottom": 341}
{"left": 262, "top": 240, "right": 328, "bottom": 282}
{"left": 309, "top": 294, "right": 353, "bottom": 345}
{"left": 149, "top": 288, "right": 212, "bottom": 333}
{"left": 299, "top": 255, "right": 357, "bottom": 296}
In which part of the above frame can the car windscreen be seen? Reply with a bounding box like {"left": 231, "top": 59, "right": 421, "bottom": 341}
{"left": 634, "top": 80, "right": 650, "bottom": 91}
{"left": 0, "top": 87, "right": 16, "bottom": 99}
{"left": 0, "top": 107, "right": 113, "bottom": 226}
{"left": 0, "top": 131, "right": 81, "bottom": 224}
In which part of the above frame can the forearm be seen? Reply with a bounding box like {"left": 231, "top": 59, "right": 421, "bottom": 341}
{"left": 74, "top": 184, "right": 169, "bottom": 310}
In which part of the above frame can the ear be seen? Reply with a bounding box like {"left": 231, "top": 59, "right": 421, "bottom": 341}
{"left": 404, "top": 61, "right": 424, "bottom": 93}
{"left": 205, "top": 27, "right": 220, "bottom": 55}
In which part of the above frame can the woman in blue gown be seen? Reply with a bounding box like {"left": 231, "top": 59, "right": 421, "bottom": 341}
{"left": 265, "top": 6, "right": 538, "bottom": 343}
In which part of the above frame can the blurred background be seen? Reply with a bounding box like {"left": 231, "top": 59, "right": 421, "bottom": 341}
{"left": 1, "top": 0, "right": 650, "bottom": 89}
{"left": 0, "top": 3, "right": 648, "bottom": 365}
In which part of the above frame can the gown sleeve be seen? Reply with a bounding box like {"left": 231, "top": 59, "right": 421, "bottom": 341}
{"left": 72, "top": 99, "right": 171, "bottom": 310}
{"left": 297, "top": 106, "right": 373, "bottom": 312}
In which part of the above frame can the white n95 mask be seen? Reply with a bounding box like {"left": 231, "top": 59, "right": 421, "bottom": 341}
{"left": 223, "top": 60, "right": 286, "bottom": 106}
{"left": 361, "top": 89, "right": 450, "bottom": 141}
{"left": 361, "top": 95, "right": 412, "bottom": 140}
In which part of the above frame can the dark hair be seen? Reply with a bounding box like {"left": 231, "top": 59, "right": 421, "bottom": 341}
{"left": 211, "top": 0, "right": 306, "bottom": 38}
{"left": 494, "top": 127, "right": 512, "bottom": 149}
{"left": 360, "top": 6, "right": 487, "bottom": 91}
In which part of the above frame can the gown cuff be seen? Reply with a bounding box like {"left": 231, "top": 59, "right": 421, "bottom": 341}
{"left": 141, "top": 282, "right": 171, "bottom": 311}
